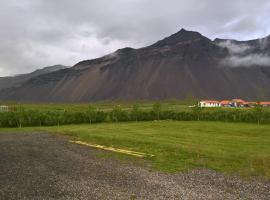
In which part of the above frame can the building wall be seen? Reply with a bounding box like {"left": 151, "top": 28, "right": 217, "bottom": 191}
{"left": 0, "top": 106, "right": 9, "bottom": 112}
{"left": 199, "top": 102, "right": 220, "bottom": 107}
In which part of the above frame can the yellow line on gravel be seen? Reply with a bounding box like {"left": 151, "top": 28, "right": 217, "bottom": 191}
{"left": 70, "top": 140, "right": 154, "bottom": 158}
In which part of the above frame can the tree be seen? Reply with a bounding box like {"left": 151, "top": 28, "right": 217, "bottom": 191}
{"left": 131, "top": 104, "right": 140, "bottom": 122}
{"left": 253, "top": 102, "right": 263, "bottom": 125}
{"left": 152, "top": 103, "right": 162, "bottom": 121}
{"left": 86, "top": 105, "right": 97, "bottom": 124}
{"left": 16, "top": 105, "right": 25, "bottom": 128}
{"left": 192, "top": 104, "right": 203, "bottom": 121}
{"left": 111, "top": 105, "right": 123, "bottom": 122}
{"left": 54, "top": 111, "right": 62, "bottom": 127}
{"left": 36, "top": 111, "right": 45, "bottom": 127}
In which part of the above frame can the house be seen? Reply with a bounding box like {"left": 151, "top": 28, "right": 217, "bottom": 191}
{"left": 246, "top": 102, "right": 257, "bottom": 107}
{"left": 260, "top": 102, "right": 270, "bottom": 107}
{"left": 220, "top": 100, "right": 232, "bottom": 107}
{"left": 231, "top": 99, "right": 246, "bottom": 107}
{"left": 198, "top": 99, "right": 270, "bottom": 108}
{"left": 0, "top": 105, "right": 9, "bottom": 112}
{"left": 199, "top": 100, "right": 220, "bottom": 107}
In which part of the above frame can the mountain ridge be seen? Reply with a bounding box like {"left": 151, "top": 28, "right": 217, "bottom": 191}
{"left": 0, "top": 65, "right": 68, "bottom": 91}
{"left": 0, "top": 29, "right": 270, "bottom": 102}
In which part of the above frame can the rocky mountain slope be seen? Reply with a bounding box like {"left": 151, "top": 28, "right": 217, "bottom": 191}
{"left": 0, "top": 65, "right": 68, "bottom": 91}
{"left": 0, "top": 29, "right": 270, "bottom": 102}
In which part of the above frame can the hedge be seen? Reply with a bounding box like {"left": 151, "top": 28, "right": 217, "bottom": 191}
{"left": 0, "top": 106, "right": 269, "bottom": 128}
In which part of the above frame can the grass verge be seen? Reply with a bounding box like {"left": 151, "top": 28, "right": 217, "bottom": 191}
{"left": 1, "top": 121, "right": 270, "bottom": 179}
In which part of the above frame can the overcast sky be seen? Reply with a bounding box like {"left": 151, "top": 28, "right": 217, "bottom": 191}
{"left": 0, "top": 0, "right": 270, "bottom": 76}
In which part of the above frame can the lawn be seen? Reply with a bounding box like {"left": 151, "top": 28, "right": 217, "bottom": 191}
{"left": 2, "top": 121, "right": 270, "bottom": 179}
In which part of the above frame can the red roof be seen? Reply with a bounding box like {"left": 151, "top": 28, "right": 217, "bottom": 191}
{"left": 200, "top": 100, "right": 220, "bottom": 103}
{"left": 232, "top": 99, "right": 246, "bottom": 103}
{"left": 260, "top": 102, "right": 270, "bottom": 105}
{"left": 246, "top": 102, "right": 257, "bottom": 104}
{"left": 220, "top": 100, "right": 231, "bottom": 105}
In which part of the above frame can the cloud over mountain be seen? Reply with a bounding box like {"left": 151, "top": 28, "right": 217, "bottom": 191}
{"left": 216, "top": 36, "right": 270, "bottom": 67}
{"left": 222, "top": 54, "right": 270, "bottom": 67}
{"left": 0, "top": 0, "right": 270, "bottom": 75}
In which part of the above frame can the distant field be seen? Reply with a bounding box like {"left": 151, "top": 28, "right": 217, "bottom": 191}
{"left": 0, "top": 100, "right": 194, "bottom": 112}
{"left": 0, "top": 101, "right": 195, "bottom": 112}
{"left": 2, "top": 121, "right": 270, "bottom": 179}
{"left": 1, "top": 100, "right": 268, "bottom": 112}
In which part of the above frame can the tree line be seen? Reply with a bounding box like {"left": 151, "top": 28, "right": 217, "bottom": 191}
{"left": 0, "top": 104, "right": 269, "bottom": 128}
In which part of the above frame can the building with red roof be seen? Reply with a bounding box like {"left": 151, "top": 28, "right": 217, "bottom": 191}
{"left": 231, "top": 99, "right": 247, "bottom": 107}
{"left": 220, "top": 100, "right": 231, "bottom": 107}
{"left": 260, "top": 102, "right": 270, "bottom": 107}
{"left": 199, "top": 99, "right": 270, "bottom": 108}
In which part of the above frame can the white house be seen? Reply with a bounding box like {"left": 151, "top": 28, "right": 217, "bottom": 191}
{"left": 199, "top": 100, "right": 220, "bottom": 108}
{"left": 0, "top": 105, "right": 9, "bottom": 112}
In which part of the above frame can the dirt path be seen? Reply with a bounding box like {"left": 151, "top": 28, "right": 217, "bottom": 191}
{"left": 0, "top": 132, "right": 269, "bottom": 200}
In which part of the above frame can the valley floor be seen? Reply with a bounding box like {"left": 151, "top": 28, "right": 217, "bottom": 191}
{"left": 0, "top": 132, "right": 269, "bottom": 200}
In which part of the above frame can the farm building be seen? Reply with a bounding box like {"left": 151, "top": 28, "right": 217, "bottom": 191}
{"left": 199, "top": 99, "right": 261, "bottom": 108}
{"left": 231, "top": 99, "right": 246, "bottom": 107}
{"left": 0, "top": 105, "right": 9, "bottom": 112}
{"left": 199, "top": 100, "right": 220, "bottom": 107}
{"left": 246, "top": 102, "right": 257, "bottom": 107}
{"left": 220, "top": 100, "right": 231, "bottom": 107}
{"left": 260, "top": 102, "right": 270, "bottom": 107}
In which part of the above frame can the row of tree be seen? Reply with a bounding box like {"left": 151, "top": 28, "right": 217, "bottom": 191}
{"left": 0, "top": 104, "right": 269, "bottom": 128}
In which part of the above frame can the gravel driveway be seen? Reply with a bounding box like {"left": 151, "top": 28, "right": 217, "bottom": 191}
{"left": 0, "top": 132, "right": 269, "bottom": 200}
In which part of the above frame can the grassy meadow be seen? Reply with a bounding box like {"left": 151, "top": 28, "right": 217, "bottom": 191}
{"left": 1, "top": 100, "right": 193, "bottom": 112}
{"left": 2, "top": 121, "right": 270, "bottom": 179}
{"left": 2, "top": 100, "right": 270, "bottom": 113}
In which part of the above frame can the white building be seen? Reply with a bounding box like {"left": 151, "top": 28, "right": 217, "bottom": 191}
{"left": 199, "top": 100, "right": 220, "bottom": 108}
{"left": 0, "top": 105, "right": 9, "bottom": 112}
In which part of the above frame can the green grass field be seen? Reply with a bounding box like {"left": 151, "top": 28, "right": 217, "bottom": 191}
{"left": 1, "top": 100, "right": 193, "bottom": 112}
{"left": 2, "top": 100, "right": 268, "bottom": 113}
{"left": 2, "top": 121, "right": 270, "bottom": 179}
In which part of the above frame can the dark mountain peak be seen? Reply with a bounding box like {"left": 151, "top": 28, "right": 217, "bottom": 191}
{"left": 74, "top": 47, "right": 136, "bottom": 69}
{"left": 12, "top": 65, "right": 68, "bottom": 77}
{"left": 151, "top": 28, "right": 211, "bottom": 48}
{"left": 178, "top": 28, "right": 197, "bottom": 35}
{"left": 32, "top": 65, "right": 67, "bottom": 74}
{"left": 116, "top": 47, "right": 136, "bottom": 54}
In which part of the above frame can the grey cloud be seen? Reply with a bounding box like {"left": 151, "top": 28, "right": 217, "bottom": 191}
{"left": 0, "top": 0, "right": 270, "bottom": 75}
{"left": 217, "top": 39, "right": 270, "bottom": 67}
{"left": 217, "top": 41, "right": 250, "bottom": 54}
{"left": 258, "top": 36, "right": 270, "bottom": 49}
{"left": 223, "top": 54, "right": 270, "bottom": 67}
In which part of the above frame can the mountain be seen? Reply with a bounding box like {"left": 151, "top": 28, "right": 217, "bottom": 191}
{"left": 0, "top": 29, "right": 270, "bottom": 102}
{"left": 0, "top": 65, "right": 68, "bottom": 91}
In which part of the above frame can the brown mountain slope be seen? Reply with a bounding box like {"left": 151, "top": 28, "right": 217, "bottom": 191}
{"left": 0, "top": 65, "right": 68, "bottom": 91}
{"left": 0, "top": 29, "right": 270, "bottom": 102}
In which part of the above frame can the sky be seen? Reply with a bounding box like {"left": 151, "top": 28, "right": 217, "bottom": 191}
{"left": 0, "top": 0, "right": 270, "bottom": 76}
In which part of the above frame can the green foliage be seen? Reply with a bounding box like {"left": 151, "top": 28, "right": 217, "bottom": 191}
{"left": 0, "top": 109, "right": 107, "bottom": 128}
{"left": 152, "top": 103, "right": 162, "bottom": 120}
{"left": 0, "top": 103, "right": 270, "bottom": 128}
{"left": 130, "top": 104, "right": 140, "bottom": 122}
{"left": 192, "top": 104, "right": 203, "bottom": 121}
{"left": 110, "top": 105, "right": 129, "bottom": 122}
{"left": 86, "top": 105, "right": 97, "bottom": 124}
{"left": 253, "top": 103, "right": 263, "bottom": 125}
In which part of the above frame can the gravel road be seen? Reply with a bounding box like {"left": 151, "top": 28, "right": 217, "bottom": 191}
{"left": 0, "top": 132, "right": 269, "bottom": 200}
